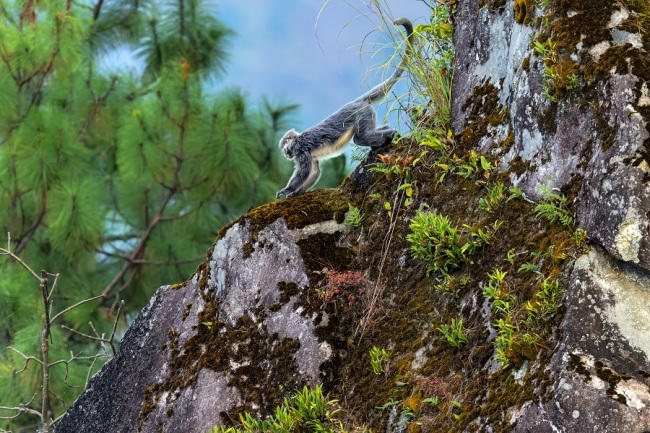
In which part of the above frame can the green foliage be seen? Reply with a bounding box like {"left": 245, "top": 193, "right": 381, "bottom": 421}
{"left": 432, "top": 149, "right": 497, "bottom": 185}
{"left": 437, "top": 319, "right": 468, "bottom": 349}
{"left": 0, "top": 0, "right": 310, "bottom": 429}
{"left": 507, "top": 187, "right": 524, "bottom": 201}
{"left": 478, "top": 182, "right": 505, "bottom": 213}
{"left": 345, "top": 203, "right": 363, "bottom": 228}
{"left": 573, "top": 227, "right": 588, "bottom": 246}
{"left": 534, "top": 278, "right": 564, "bottom": 318}
{"left": 533, "top": 38, "right": 579, "bottom": 102}
{"left": 407, "top": 212, "right": 500, "bottom": 276}
{"left": 369, "top": 346, "right": 390, "bottom": 375}
{"left": 482, "top": 269, "right": 517, "bottom": 368}
{"left": 211, "top": 385, "right": 362, "bottom": 433}
{"left": 534, "top": 184, "right": 573, "bottom": 226}
{"left": 407, "top": 3, "right": 455, "bottom": 129}
{"left": 518, "top": 262, "right": 542, "bottom": 275}
{"left": 422, "top": 396, "right": 439, "bottom": 406}
{"left": 407, "top": 211, "right": 467, "bottom": 276}
{"left": 483, "top": 264, "right": 564, "bottom": 369}
{"left": 366, "top": 152, "right": 424, "bottom": 183}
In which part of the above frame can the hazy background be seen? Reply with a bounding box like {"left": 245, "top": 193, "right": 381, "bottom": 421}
{"left": 217, "top": 0, "right": 432, "bottom": 131}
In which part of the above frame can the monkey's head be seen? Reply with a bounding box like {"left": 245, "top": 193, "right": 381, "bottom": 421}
{"left": 279, "top": 129, "right": 300, "bottom": 159}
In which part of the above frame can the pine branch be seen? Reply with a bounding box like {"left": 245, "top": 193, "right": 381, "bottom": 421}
{"left": 14, "top": 189, "right": 47, "bottom": 255}
{"left": 78, "top": 76, "right": 118, "bottom": 139}
{"left": 103, "top": 80, "right": 192, "bottom": 299}
{"left": 101, "top": 187, "right": 177, "bottom": 298}
{"left": 96, "top": 248, "right": 202, "bottom": 265}
{"left": 92, "top": 0, "right": 104, "bottom": 21}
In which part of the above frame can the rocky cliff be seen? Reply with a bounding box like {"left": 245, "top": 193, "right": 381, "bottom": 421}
{"left": 55, "top": 1, "right": 649, "bottom": 432}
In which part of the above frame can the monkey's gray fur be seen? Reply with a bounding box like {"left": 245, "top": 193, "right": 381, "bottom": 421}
{"left": 276, "top": 18, "right": 414, "bottom": 198}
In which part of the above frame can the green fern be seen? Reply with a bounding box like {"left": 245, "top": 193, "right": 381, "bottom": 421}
{"left": 534, "top": 184, "right": 573, "bottom": 226}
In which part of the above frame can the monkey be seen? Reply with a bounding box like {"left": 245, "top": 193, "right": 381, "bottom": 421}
{"left": 276, "top": 18, "right": 414, "bottom": 198}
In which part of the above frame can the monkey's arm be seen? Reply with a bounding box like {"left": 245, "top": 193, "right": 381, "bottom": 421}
{"left": 276, "top": 152, "right": 320, "bottom": 198}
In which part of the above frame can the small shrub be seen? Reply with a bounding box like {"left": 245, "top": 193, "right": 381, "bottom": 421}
{"left": 479, "top": 182, "right": 505, "bottom": 213}
{"left": 437, "top": 318, "right": 468, "bottom": 349}
{"left": 407, "top": 212, "right": 499, "bottom": 276}
{"left": 407, "top": 211, "right": 468, "bottom": 276}
{"left": 369, "top": 346, "right": 390, "bottom": 375}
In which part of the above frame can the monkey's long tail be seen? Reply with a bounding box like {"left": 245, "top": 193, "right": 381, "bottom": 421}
{"left": 355, "top": 18, "right": 414, "bottom": 104}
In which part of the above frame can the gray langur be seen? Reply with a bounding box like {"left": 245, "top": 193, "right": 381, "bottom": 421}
{"left": 276, "top": 18, "right": 414, "bottom": 198}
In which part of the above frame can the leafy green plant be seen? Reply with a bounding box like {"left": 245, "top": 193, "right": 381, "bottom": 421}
{"left": 433, "top": 149, "right": 497, "bottom": 185}
{"left": 433, "top": 273, "right": 455, "bottom": 294}
{"left": 534, "top": 38, "right": 559, "bottom": 102}
{"left": 521, "top": 333, "right": 540, "bottom": 346}
{"left": 408, "top": 212, "right": 501, "bottom": 276}
{"left": 507, "top": 187, "right": 524, "bottom": 201}
{"left": 437, "top": 318, "right": 468, "bottom": 349}
{"left": 398, "top": 182, "right": 416, "bottom": 207}
{"left": 518, "top": 262, "right": 542, "bottom": 275}
{"left": 345, "top": 203, "right": 363, "bottom": 227}
{"left": 534, "top": 184, "right": 573, "bottom": 226}
{"left": 211, "top": 385, "right": 348, "bottom": 433}
{"left": 533, "top": 38, "right": 579, "bottom": 101}
{"left": 482, "top": 269, "right": 519, "bottom": 368}
{"left": 407, "top": 211, "right": 468, "bottom": 276}
{"left": 422, "top": 396, "right": 439, "bottom": 406}
{"left": 350, "top": 144, "right": 371, "bottom": 163}
{"left": 573, "top": 227, "right": 588, "bottom": 246}
{"left": 504, "top": 248, "right": 517, "bottom": 265}
{"left": 376, "top": 398, "right": 400, "bottom": 411}
{"left": 535, "top": 278, "right": 563, "bottom": 318}
{"left": 417, "top": 128, "right": 453, "bottom": 152}
{"left": 369, "top": 346, "right": 391, "bottom": 375}
{"left": 479, "top": 182, "right": 505, "bottom": 213}
{"left": 493, "top": 318, "right": 517, "bottom": 368}
{"left": 467, "top": 220, "right": 502, "bottom": 245}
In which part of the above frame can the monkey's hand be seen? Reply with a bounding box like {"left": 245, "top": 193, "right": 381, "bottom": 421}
{"left": 276, "top": 188, "right": 294, "bottom": 199}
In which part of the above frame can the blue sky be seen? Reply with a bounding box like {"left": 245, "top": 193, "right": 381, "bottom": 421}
{"left": 216, "top": 0, "right": 432, "bottom": 131}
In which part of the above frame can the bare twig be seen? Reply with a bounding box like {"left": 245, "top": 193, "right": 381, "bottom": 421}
{"left": 0, "top": 232, "right": 41, "bottom": 280}
{"left": 2, "top": 233, "right": 121, "bottom": 431}
{"left": 8, "top": 347, "right": 44, "bottom": 371}
{"left": 50, "top": 294, "right": 105, "bottom": 324}
{"left": 60, "top": 300, "right": 122, "bottom": 355}
{"left": 39, "top": 270, "right": 52, "bottom": 430}
{"left": 0, "top": 394, "right": 41, "bottom": 420}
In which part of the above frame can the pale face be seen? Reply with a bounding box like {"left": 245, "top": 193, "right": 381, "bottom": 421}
{"left": 279, "top": 129, "right": 300, "bottom": 159}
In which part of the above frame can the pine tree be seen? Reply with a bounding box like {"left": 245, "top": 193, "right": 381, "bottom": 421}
{"left": 0, "top": 0, "right": 313, "bottom": 429}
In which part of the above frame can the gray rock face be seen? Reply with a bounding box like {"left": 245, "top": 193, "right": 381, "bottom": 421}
{"left": 513, "top": 246, "right": 650, "bottom": 432}
{"left": 54, "top": 214, "right": 347, "bottom": 433}
{"left": 452, "top": 0, "right": 649, "bottom": 270}
{"left": 452, "top": 0, "right": 650, "bottom": 431}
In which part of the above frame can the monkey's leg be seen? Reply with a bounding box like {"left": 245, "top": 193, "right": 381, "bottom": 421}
{"left": 354, "top": 108, "right": 396, "bottom": 148}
